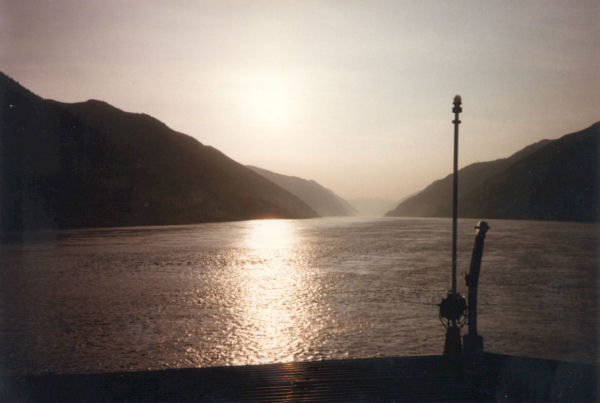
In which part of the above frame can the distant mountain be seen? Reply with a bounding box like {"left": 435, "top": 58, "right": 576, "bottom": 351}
{"left": 248, "top": 166, "right": 357, "bottom": 217}
{"left": 386, "top": 123, "right": 599, "bottom": 222}
{"left": 348, "top": 198, "right": 398, "bottom": 217}
{"left": 1, "top": 72, "right": 317, "bottom": 231}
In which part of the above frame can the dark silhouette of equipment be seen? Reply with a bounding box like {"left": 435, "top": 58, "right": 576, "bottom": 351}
{"left": 451, "top": 95, "right": 461, "bottom": 292}
{"left": 439, "top": 95, "right": 466, "bottom": 357}
{"left": 439, "top": 290, "right": 467, "bottom": 356}
{"left": 438, "top": 95, "right": 490, "bottom": 362}
{"left": 463, "top": 221, "right": 489, "bottom": 361}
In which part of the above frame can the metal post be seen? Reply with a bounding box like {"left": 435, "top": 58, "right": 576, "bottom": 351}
{"left": 464, "top": 221, "right": 489, "bottom": 363}
{"left": 465, "top": 221, "right": 489, "bottom": 337}
{"left": 439, "top": 96, "right": 466, "bottom": 358}
{"left": 451, "top": 95, "right": 462, "bottom": 295}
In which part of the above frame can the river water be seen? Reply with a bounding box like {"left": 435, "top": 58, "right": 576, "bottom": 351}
{"left": 1, "top": 217, "right": 598, "bottom": 375}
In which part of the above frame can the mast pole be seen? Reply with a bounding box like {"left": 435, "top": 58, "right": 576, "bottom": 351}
{"left": 451, "top": 95, "right": 462, "bottom": 295}
{"left": 440, "top": 96, "right": 467, "bottom": 358}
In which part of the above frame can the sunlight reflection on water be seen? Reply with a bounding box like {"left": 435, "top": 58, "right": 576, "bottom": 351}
{"left": 234, "top": 220, "right": 308, "bottom": 364}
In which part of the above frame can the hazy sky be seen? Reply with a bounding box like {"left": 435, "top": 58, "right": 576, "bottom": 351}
{"left": 2, "top": 1, "right": 598, "bottom": 200}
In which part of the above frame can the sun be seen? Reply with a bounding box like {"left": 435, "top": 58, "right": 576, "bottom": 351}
{"left": 254, "top": 82, "right": 288, "bottom": 128}
{"left": 241, "top": 74, "right": 295, "bottom": 130}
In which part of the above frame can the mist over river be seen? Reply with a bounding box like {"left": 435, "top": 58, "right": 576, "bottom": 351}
{"left": 1, "top": 217, "right": 597, "bottom": 375}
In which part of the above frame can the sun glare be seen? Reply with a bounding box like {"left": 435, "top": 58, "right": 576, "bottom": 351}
{"left": 244, "top": 219, "right": 296, "bottom": 251}
{"left": 241, "top": 74, "right": 295, "bottom": 130}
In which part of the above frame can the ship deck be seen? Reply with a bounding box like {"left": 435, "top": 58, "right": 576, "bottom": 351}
{"left": 3, "top": 353, "right": 597, "bottom": 402}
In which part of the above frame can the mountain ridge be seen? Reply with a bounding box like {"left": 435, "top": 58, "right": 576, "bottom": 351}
{"left": 385, "top": 122, "right": 599, "bottom": 222}
{"left": 247, "top": 166, "right": 357, "bottom": 217}
{"left": 1, "top": 72, "right": 318, "bottom": 231}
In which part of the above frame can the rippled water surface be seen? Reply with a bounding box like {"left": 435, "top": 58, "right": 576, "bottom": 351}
{"left": 1, "top": 217, "right": 598, "bottom": 374}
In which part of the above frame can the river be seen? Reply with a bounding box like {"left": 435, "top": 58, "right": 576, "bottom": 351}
{"left": 1, "top": 217, "right": 597, "bottom": 374}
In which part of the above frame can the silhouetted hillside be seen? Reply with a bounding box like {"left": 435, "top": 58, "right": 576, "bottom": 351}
{"left": 1, "top": 72, "right": 317, "bottom": 230}
{"left": 386, "top": 123, "right": 599, "bottom": 222}
{"left": 248, "top": 166, "right": 357, "bottom": 217}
